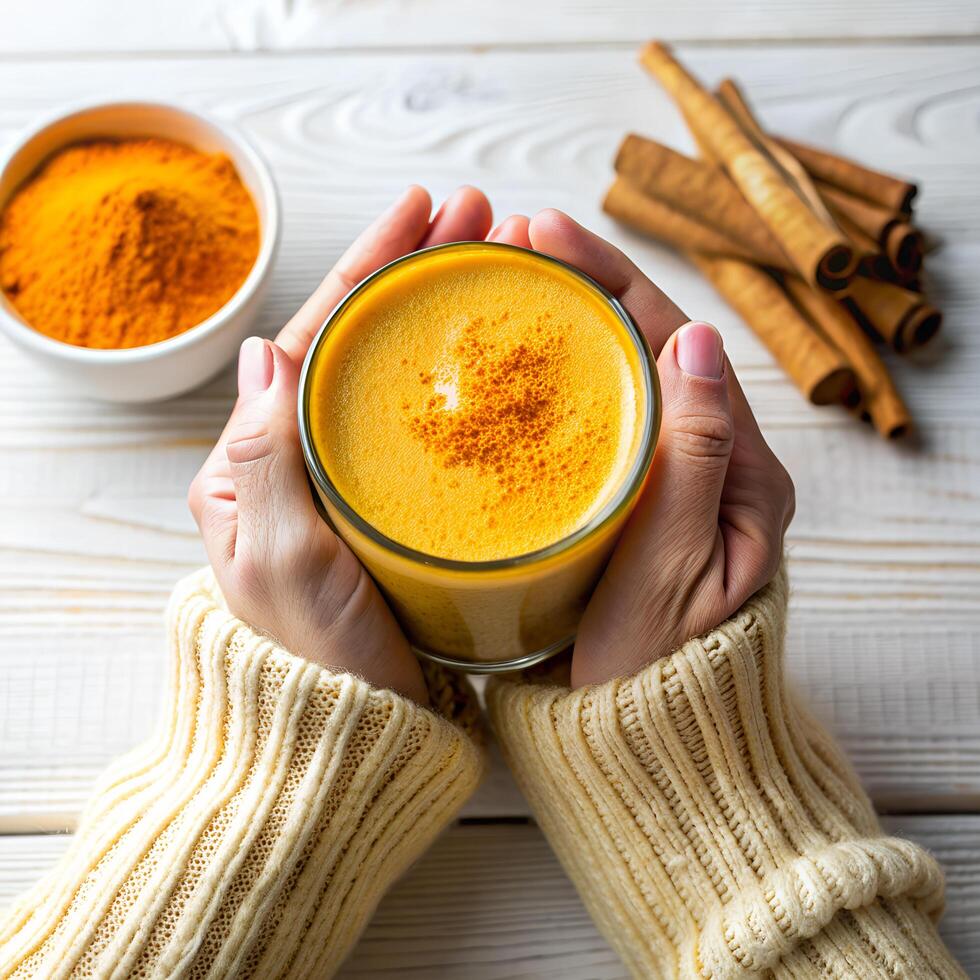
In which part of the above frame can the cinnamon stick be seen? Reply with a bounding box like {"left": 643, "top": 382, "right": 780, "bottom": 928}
{"left": 613, "top": 135, "right": 789, "bottom": 269}
{"left": 884, "top": 224, "right": 925, "bottom": 279}
{"left": 775, "top": 136, "right": 918, "bottom": 215}
{"left": 641, "top": 42, "right": 856, "bottom": 292}
{"left": 715, "top": 78, "right": 923, "bottom": 284}
{"left": 834, "top": 213, "right": 894, "bottom": 281}
{"left": 715, "top": 78, "right": 838, "bottom": 228}
{"left": 817, "top": 182, "right": 899, "bottom": 241}
{"left": 817, "top": 182, "right": 923, "bottom": 277}
{"left": 692, "top": 254, "right": 856, "bottom": 405}
{"left": 603, "top": 178, "right": 769, "bottom": 263}
{"left": 845, "top": 277, "right": 942, "bottom": 352}
{"left": 782, "top": 276, "right": 911, "bottom": 439}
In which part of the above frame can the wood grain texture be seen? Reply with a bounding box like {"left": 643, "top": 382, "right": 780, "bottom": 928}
{"left": 0, "top": 818, "right": 976, "bottom": 976}
{"left": 2, "top": 0, "right": 979, "bottom": 54}
{"left": 0, "top": 46, "right": 978, "bottom": 832}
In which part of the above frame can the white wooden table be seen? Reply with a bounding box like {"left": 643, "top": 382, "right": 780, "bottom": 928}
{"left": 1, "top": 3, "right": 979, "bottom": 975}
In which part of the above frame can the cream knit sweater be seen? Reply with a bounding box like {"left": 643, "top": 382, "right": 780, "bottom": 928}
{"left": 0, "top": 570, "right": 484, "bottom": 978}
{"left": 0, "top": 567, "right": 964, "bottom": 978}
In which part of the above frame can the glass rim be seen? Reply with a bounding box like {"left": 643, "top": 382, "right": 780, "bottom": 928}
{"left": 298, "top": 240, "right": 661, "bottom": 574}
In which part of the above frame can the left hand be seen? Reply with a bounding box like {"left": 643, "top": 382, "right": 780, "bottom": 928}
{"left": 188, "top": 186, "right": 495, "bottom": 704}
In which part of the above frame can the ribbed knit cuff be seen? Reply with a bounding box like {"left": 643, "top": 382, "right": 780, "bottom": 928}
{"left": 775, "top": 899, "right": 962, "bottom": 979}
{"left": 0, "top": 568, "right": 485, "bottom": 978}
{"left": 487, "top": 569, "right": 961, "bottom": 979}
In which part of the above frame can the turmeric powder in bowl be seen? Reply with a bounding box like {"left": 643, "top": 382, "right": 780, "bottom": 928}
{"left": 0, "top": 137, "right": 260, "bottom": 349}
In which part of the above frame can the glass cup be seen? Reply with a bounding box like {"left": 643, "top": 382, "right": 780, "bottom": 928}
{"left": 299, "top": 242, "right": 660, "bottom": 673}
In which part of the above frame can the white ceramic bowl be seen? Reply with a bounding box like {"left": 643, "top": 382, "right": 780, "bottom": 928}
{"left": 0, "top": 101, "right": 280, "bottom": 402}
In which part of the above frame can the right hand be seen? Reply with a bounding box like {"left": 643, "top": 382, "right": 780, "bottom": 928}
{"left": 487, "top": 210, "right": 795, "bottom": 688}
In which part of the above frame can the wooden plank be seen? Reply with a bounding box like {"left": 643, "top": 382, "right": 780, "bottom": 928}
{"left": 0, "top": 45, "right": 979, "bottom": 824}
{"left": 2, "top": 0, "right": 979, "bottom": 54}
{"left": 0, "top": 818, "right": 976, "bottom": 976}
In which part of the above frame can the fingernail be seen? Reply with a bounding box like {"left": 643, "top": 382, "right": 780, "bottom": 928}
{"left": 238, "top": 337, "right": 273, "bottom": 396}
{"left": 676, "top": 321, "right": 725, "bottom": 379}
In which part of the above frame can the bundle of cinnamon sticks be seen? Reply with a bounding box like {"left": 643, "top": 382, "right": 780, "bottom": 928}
{"left": 604, "top": 41, "right": 943, "bottom": 439}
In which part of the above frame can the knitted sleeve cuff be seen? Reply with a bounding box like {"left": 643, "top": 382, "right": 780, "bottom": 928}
{"left": 774, "top": 899, "right": 962, "bottom": 979}
{"left": 0, "top": 568, "right": 485, "bottom": 978}
{"left": 487, "top": 569, "right": 959, "bottom": 979}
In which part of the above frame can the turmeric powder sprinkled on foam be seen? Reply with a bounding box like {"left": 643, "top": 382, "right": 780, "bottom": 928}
{"left": 0, "top": 137, "right": 260, "bottom": 349}
{"left": 407, "top": 317, "right": 606, "bottom": 503}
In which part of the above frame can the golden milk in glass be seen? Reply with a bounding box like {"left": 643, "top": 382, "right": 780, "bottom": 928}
{"left": 300, "top": 242, "right": 659, "bottom": 670}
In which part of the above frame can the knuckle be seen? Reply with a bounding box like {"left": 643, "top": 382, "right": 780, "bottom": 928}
{"left": 730, "top": 541, "right": 775, "bottom": 602}
{"left": 279, "top": 524, "right": 320, "bottom": 576}
{"left": 769, "top": 458, "right": 796, "bottom": 528}
{"left": 187, "top": 473, "right": 204, "bottom": 519}
{"left": 306, "top": 540, "right": 370, "bottom": 628}
{"left": 766, "top": 544, "right": 783, "bottom": 582}
{"left": 226, "top": 419, "right": 274, "bottom": 468}
{"left": 670, "top": 411, "right": 735, "bottom": 461}
{"left": 228, "top": 550, "right": 266, "bottom": 604}
{"left": 339, "top": 567, "right": 374, "bottom": 623}
{"left": 328, "top": 264, "right": 358, "bottom": 297}
{"left": 781, "top": 467, "right": 797, "bottom": 523}
{"left": 198, "top": 496, "right": 229, "bottom": 538}
{"left": 755, "top": 531, "right": 783, "bottom": 587}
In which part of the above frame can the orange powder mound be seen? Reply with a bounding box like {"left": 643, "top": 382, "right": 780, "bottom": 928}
{"left": 308, "top": 245, "right": 647, "bottom": 562}
{"left": 0, "top": 137, "right": 260, "bottom": 349}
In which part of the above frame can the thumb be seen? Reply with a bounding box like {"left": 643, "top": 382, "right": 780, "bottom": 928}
{"left": 225, "top": 337, "right": 319, "bottom": 557}
{"left": 645, "top": 320, "right": 734, "bottom": 567}
{"left": 571, "top": 321, "right": 734, "bottom": 685}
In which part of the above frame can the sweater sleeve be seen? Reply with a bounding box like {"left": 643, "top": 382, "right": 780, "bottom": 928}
{"left": 486, "top": 568, "right": 964, "bottom": 979}
{"left": 0, "top": 568, "right": 485, "bottom": 978}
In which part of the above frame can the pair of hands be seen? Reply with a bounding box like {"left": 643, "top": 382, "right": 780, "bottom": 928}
{"left": 188, "top": 186, "right": 794, "bottom": 705}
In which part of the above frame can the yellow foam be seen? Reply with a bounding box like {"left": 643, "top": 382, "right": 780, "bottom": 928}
{"left": 308, "top": 244, "right": 646, "bottom": 562}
